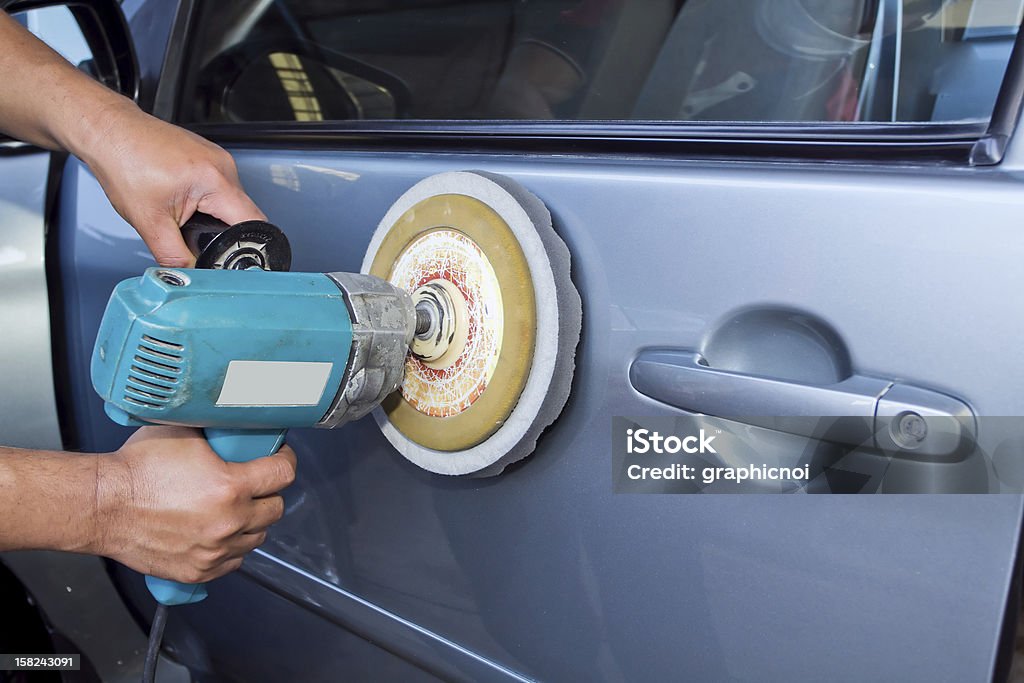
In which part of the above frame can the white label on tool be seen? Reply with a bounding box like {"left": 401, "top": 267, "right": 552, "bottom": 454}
{"left": 216, "top": 361, "right": 333, "bottom": 407}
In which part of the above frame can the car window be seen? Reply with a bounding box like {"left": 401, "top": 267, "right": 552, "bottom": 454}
{"left": 178, "top": 0, "right": 1022, "bottom": 125}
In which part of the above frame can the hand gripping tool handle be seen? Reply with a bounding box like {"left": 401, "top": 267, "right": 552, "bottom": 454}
{"left": 145, "top": 428, "right": 287, "bottom": 606}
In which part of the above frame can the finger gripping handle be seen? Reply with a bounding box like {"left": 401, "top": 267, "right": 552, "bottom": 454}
{"left": 145, "top": 428, "right": 287, "bottom": 606}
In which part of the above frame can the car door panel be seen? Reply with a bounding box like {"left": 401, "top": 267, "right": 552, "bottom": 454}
{"left": 58, "top": 148, "right": 1024, "bottom": 681}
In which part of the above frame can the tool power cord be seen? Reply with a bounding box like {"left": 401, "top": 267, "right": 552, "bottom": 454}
{"left": 142, "top": 604, "right": 169, "bottom": 683}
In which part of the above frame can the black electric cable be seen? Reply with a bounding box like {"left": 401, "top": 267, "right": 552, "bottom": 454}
{"left": 142, "top": 604, "right": 169, "bottom": 683}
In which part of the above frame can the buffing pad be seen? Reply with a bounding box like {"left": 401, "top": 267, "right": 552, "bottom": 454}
{"left": 362, "top": 171, "right": 581, "bottom": 476}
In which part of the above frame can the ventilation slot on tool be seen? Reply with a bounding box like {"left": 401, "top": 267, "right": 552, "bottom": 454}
{"left": 125, "top": 336, "right": 186, "bottom": 408}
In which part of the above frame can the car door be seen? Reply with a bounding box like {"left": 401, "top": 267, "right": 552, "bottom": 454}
{"left": 55, "top": 1, "right": 1024, "bottom": 681}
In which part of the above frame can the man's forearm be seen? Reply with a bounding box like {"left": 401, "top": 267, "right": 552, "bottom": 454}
{"left": 0, "top": 11, "right": 133, "bottom": 155}
{"left": 0, "top": 447, "right": 122, "bottom": 554}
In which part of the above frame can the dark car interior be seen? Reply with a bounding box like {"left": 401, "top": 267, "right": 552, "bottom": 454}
{"left": 178, "top": 0, "right": 1018, "bottom": 126}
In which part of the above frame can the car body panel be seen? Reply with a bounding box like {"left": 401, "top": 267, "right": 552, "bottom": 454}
{"left": 0, "top": 151, "right": 61, "bottom": 450}
{"left": 58, "top": 149, "right": 1024, "bottom": 681}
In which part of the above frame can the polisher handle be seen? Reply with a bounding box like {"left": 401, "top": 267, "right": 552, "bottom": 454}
{"left": 145, "top": 428, "right": 287, "bottom": 606}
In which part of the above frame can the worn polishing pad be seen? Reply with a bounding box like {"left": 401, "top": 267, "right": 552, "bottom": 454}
{"left": 362, "top": 171, "right": 581, "bottom": 476}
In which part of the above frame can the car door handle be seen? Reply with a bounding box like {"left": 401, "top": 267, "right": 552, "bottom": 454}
{"left": 629, "top": 350, "right": 975, "bottom": 457}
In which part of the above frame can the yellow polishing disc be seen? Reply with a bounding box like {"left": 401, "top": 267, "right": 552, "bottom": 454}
{"left": 364, "top": 171, "right": 581, "bottom": 477}
{"left": 368, "top": 194, "right": 537, "bottom": 452}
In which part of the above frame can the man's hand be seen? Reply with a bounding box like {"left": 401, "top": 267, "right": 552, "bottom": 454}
{"left": 95, "top": 426, "right": 296, "bottom": 584}
{"left": 0, "top": 11, "right": 265, "bottom": 267}
{"left": 77, "top": 102, "right": 266, "bottom": 268}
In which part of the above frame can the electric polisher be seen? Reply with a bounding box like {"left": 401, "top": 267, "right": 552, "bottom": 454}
{"left": 91, "top": 171, "right": 581, "bottom": 609}
{"left": 91, "top": 257, "right": 454, "bottom": 605}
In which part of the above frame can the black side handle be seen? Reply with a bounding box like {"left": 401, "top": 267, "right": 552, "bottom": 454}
{"left": 181, "top": 212, "right": 291, "bottom": 271}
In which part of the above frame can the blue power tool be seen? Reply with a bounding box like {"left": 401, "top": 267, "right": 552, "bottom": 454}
{"left": 90, "top": 226, "right": 425, "bottom": 606}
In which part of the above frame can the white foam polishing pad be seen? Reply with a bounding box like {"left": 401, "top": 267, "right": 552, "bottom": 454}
{"left": 362, "top": 171, "right": 581, "bottom": 476}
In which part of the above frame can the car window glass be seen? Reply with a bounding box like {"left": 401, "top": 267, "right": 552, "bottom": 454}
{"left": 179, "top": 0, "right": 1022, "bottom": 125}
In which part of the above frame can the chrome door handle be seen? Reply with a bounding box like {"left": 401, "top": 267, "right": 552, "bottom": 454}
{"left": 629, "top": 351, "right": 975, "bottom": 458}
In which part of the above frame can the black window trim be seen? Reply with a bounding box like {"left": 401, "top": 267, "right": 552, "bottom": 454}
{"left": 154, "top": 0, "right": 1024, "bottom": 166}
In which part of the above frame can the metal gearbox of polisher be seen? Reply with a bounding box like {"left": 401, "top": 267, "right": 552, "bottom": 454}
{"left": 363, "top": 171, "right": 582, "bottom": 476}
